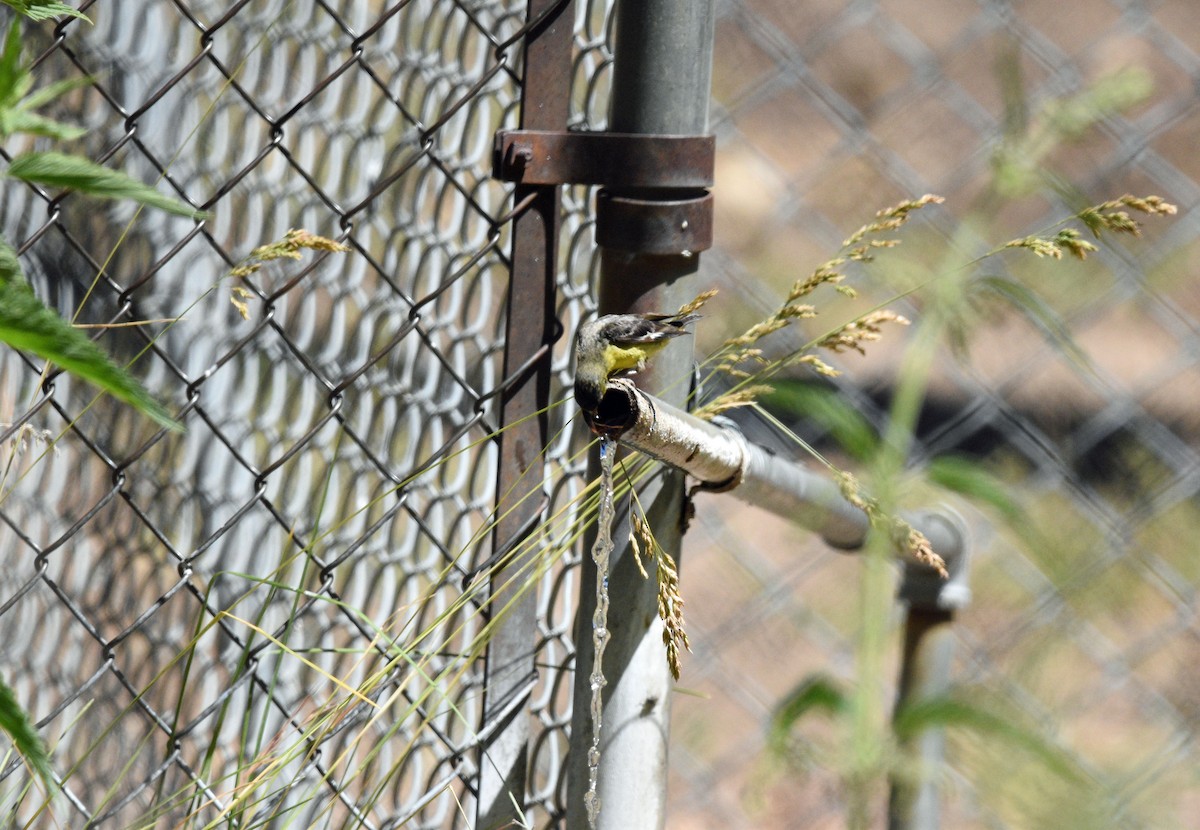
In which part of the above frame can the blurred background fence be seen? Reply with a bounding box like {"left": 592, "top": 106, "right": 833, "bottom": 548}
{"left": 0, "top": 1, "right": 1197, "bottom": 829}
{"left": 676, "top": 2, "right": 1200, "bottom": 829}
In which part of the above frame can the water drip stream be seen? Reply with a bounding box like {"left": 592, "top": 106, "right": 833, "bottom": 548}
{"left": 583, "top": 434, "right": 616, "bottom": 828}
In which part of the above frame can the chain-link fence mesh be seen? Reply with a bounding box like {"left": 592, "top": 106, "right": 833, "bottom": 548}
{"left": 0, "top": 1, "right": 613, "bottom": 826}
{"left": 1, "top": 1, "right": 1198, "bottom": 829}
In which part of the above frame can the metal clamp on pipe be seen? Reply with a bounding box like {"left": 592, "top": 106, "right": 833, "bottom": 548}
{"left": 595, "top": 189, "right": 713, "bottom": 254}
{"left": 492, "top": 129, "right": 716, "bottom": 255}
{"left": 589, "top": 378, "right": 967, "bottom": 571}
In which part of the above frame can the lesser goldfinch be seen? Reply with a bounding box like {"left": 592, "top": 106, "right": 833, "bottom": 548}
{"left": 573, "top": 312, "right": 699, "bottom": 416}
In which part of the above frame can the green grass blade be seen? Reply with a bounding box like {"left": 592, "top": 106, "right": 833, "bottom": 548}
{"left": 769, "top": 673, "right": 849, "bottom": 752}
{"left": 894, "top": 694, "right": 1083, "bottom": 782}
{"left": 6, "top": 151, "right": 205, "bottom": 219}
{"left": 0, "top": 19, "right": 21, "bottom": 103}
{"left": 21, "top": 74, "right": 96, "bottom": 110}
{"left": 0, "top": 242, "right": 183, "bottom": 432}
{"left": 762, "top": 380, "right": 880, "bottom": 461}
{"left": 0, "top": 673, "right": 52, "bottom": 788}
{"left": 1, "top": 1, "right": 90, "bottom": 22}
{"left": 926, "top": 455, "right": 1022, "bottom": 523}
{"left": 0, "top": 109, "right": 87, "bottom": 140}
{"left": 977, "top": 275, "right": 1091, "bottom": 369}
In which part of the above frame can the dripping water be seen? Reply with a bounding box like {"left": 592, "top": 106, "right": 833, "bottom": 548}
{"left": 583, "top": 434, "right": 616, "bottom": 828}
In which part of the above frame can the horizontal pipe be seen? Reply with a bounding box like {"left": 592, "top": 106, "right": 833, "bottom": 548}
{"left": 592, "top": 379, "right": 970, "bottom": 597}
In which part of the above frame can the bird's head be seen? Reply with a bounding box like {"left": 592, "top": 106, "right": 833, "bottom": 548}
{"left": 572, "top": 362, "right": 606, "bottom": 415}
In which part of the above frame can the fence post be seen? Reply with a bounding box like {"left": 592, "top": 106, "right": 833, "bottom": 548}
{"left": 476, "top": 2, "right": 574, "bottom": 828}
{"left": 566, "top": 1, "right": 717, "bottom": 828}
{"left": 887, "top": 609, "right": 957, "bottom": 830}
{"left": 888, "top": 512, "right": 973, "bottom": 830}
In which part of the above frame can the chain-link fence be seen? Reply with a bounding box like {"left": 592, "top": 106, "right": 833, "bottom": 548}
{"left": 0, "top": 1, "right": 613, "bottom": 826}
{"left": 1, "top": 1, "right": 1198, "bottom": 829}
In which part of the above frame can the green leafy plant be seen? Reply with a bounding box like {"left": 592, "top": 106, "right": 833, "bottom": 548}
{"left": 0, "top": 1, "right": 86, "bottom": 23}
{"left": 5, "top": 151, "right": 204, "bottom": 218}
{"left": 0, "top": 240, "right": 181, "bottom": 430}
{"left": 0, "top": 674, "right": 51, "bottom": 786}
{"left": 725, "top": 76, "right": 1178, "bottom": 817}
{"left": 992, "top": 65, "right": 1152, "bottom": 199}
{"left": 0, "top": 8, "right": 208, "bottom": 805}
{"left": 0, "top": 17, "right": 203, "bottom": 435}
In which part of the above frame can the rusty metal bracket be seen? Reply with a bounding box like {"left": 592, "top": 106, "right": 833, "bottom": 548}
{"left": 492, "top": 129, "right": 715, "bottom": 254}
{"left": 493, "top": 130, "right": 714, "bottom": 188}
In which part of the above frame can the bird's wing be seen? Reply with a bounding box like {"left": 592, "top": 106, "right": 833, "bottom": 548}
{"left": 606, "top": 314, "right": 696, "bottom": 346}
{"left": 604, "top": 316, "right": 666, "bottom": 346}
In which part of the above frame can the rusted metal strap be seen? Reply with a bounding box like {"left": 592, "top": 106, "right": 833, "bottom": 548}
{"left": 493, "top": 130, "right": 714, "bottom": 188}
{"left": 476, "top": 1, "right": 572, "bottom": 828}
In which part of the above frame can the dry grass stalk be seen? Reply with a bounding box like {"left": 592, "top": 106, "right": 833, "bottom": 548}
{"left": 677, "top": 288, "right": 720, "bottom": 317}
{"left": 632, "top": 511, "right": 692, "bottom": 680}
{"left": 817, "top": 310, "right": 910, "bottom": 355}
{"left": 836, "top": 470, "right": 949, "bottom": 577}
{"left": 230, "top": 229, "right": 349, "bottom": 278}
{"left": 1008, "top": 195, "right": 1176, "bottom": 261}
{"left": 229, "top": 229, "right": 350, "bottom": 318}
{"left": 709, "top": 195, "right": 942, "bottom": 386}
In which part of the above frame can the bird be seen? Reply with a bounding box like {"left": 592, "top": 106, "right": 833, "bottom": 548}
{"left": 573, "top": 311, "right": 699, "bottom": 418}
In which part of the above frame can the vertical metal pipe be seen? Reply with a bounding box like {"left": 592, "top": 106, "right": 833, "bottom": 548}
{"left": 607, "top": 1, "right": 716, "bottom": 134}
{"left": 888, "top": 513, "right": 971, "bottom": 830}
{"left": 887, "top": 609, "right": 957, "bottom": 830}
{"left": 566, "top": 2, "right": 716, "bottom": 828}
{"left": 476, "top": 3, "right": 573, "bottom": 828}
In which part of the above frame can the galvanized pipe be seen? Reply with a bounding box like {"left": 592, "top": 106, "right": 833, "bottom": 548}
{"left": 566, "top": 1, "right": 717, "bottom": 828}
{"left": 887, "top": 608, "right": 958, "bottom": 830}
{"left": 594, "top": 378, "right": 968, "bottom": 566}
{"left": 888, "top": 514, "right": 972, "bottom": 830}
{"left": 587, "top": 378, "right": 973, "bottom": 829}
